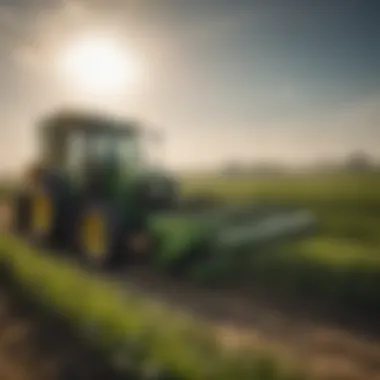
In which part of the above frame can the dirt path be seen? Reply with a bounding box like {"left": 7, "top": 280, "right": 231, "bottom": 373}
{"left": 113, "top": 269, "right": 380, "bottom": 380}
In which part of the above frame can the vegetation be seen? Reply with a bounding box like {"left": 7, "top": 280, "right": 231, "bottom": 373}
{"left": 1, "top": 171, "right": 379, "bottom": 377}
{"left": 0, "top": 275, "right": 121, "bottom": 379}
{"left": 0, "top": 236, "right": 304, "bottom": 380}
{"left": 2, "top": 171, "right": 380, "bottom": 315}
{"left": 180, "top": 172, "right": 380, "bottom": 314}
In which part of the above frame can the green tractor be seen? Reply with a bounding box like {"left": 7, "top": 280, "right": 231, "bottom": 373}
{"left": 12, "top": 110, "right": 179, "bottom": 268}
{"left": 12, "top": 109, "right": 316, "bottom": 282}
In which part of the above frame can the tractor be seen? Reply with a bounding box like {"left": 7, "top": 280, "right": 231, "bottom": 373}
{"left": 12, "top": 109, "right": 316, "bottom": 283}
{"left": 12, "top": 110, "right": 179, "bottom": 268}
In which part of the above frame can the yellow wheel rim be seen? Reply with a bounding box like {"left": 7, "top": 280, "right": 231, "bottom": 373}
{"left": 81, "top": 211, "right": 106, "bottom": 260}
{"left": 32, "top": 191, "right": 52, "bottom": 234}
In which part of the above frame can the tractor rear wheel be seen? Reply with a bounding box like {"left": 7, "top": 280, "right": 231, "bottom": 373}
{"left": 11, "top": 187, "right": 55, "bottom": 247}
{"left": 12, "top": 169, "right": 73, "bottom": 251}
{"left": 12, "top": 191, "right": 32, "bottom": 236}
{"left": 28, "top": 187, "right": 56, "bottom": 247}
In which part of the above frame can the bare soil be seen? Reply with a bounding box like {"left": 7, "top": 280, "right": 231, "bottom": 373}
{"left": 114, "top": 268, "right": 380, "bottom": 380}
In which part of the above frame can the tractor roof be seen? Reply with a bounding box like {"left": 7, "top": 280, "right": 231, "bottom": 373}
{"left": 41, "top": 109, "right": 141, "bottom": 136}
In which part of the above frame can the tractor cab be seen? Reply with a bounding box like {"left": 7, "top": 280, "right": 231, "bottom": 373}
{"left": 39, "top": 111, "right": 144, "bottom": 198}
{"left": 39, "top": 110, "right": 178, "bottom": 208}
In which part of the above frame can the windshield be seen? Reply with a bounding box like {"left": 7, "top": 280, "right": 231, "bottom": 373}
{"left": 117, "top": 136, "right": 140, "bottom": 169}
{"left": 88, "top": 133, "right": 141, "bottom": 173}
{"left": 65, "top": 128, "right": 143, "bottom": 180}
{"left": 66, "top": 131, "right": 86, "bottom": 175}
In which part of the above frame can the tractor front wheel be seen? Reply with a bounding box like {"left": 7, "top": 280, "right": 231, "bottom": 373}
{"left": 77, "top": 204, "right": 153, "bottom": 271}
{"left": 12, "top": 169, "right": 72, "bottom": 251}
{"left": 78, "top": 205, "right": 113, "bottom": 270}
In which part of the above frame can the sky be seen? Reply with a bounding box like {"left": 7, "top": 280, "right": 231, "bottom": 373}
{"left": 0, "top": 0, "right": 379, "bottom": 172}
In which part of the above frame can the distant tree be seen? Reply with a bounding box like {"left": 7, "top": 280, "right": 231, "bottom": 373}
{"left": 345, "top": 151, "right": 374, "bottom": 172}
{"left": 221, "top": 161, "right": 245, "bottom": 177}
{"left": 249, "top": 163, "right": 285, "bottom": 176}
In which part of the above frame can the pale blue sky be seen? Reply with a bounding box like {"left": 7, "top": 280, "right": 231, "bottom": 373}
{"left": 0, "top": 0, "right": 379, "bottom": 171}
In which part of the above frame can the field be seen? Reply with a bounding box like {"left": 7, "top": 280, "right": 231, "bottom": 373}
{"left": 0, "top": 235, "right": 307, "bottom": 380}
{"left": 179, "top": 172, "right": 380, "bottom": 315}
{"left": 4, "top": 233, "right": 380, "bottom": 380}
{"left": 2, "top": 171, "right": 380, "bottom": 316}
{"left": 0, "top": 265, "right": 119, "bottom": 380}
{"left": 1, "top": 171, "right": 380, "bottom": 379}
{"left": 180, "top": 172, "right": 380, "bottom": 242}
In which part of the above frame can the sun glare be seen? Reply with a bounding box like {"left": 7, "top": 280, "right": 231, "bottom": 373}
{"left": 59, "top": 35, "right": 139, "bottom": 94}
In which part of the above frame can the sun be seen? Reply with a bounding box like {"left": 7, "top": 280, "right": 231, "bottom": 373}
{"left": 59, "top": 35, "right": 139, "bottom": 95}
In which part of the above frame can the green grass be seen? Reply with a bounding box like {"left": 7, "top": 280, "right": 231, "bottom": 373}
{"left": 180, "top": 172, "right": 380, "bottom": 241}
{"left": 0, "top": 235, "right": 304, "bottom": 380}
{"left": 4, "top": 172, "right": 380, "bottom": 315}
{"left": 179, "top": 172, "right": 380, "bottom": 313}
{"left": 243, "top": 237, "right": 380, "bottom": 313}
{"left": 1, "top": 172, "right": 378, "bottom": 377}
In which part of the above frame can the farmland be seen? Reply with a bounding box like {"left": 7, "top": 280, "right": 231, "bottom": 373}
{"left": 0, "top": 235, "right": 308, "bottom": 380}
{"left": 1, "top": 171, "right": 380, "bottom": 379}
{"left": 3, "top": 231, "right": 380, "bottom": 380}
{"left": 2, "top": 171, "right": 380, "bottom": 316}
{"left": 0, "top": 261, "right": 120, "bottom": 380}
{"left": 179, "top": 171, "right": 380, "bottom": 316}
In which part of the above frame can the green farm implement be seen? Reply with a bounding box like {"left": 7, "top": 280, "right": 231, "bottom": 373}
{"left": 11, "top": 109, "right": 316, "bottom": 283}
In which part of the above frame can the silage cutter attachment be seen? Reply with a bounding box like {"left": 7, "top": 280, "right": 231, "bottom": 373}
{"left": 150, "top": 204, "right": 317, "bottom": 284}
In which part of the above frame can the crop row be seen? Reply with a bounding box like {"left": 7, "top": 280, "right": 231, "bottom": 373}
{"left": 237, "top": 236, "right": 380, "bottom": 316}
{"left": 0, "top": 235, "right": 305, "bottom": 380}
{"left": 179, "top": 173, "right": 380, "bottom": 315}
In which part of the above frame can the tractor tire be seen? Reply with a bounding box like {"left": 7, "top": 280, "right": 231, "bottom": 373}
{"left": 12, "top": 191, "right": 32, "bottom": 236}
{"left": 20, "top": 171, "right": 73, "bottom": 251}
{"left": 76, "top": 203, "right": 121, "bottom": 271}
{"left": 76, "top": 202, "right": 153, "bottom": 272}
{"left": 28, "top": 186, "right": 56, "bottom": 248}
